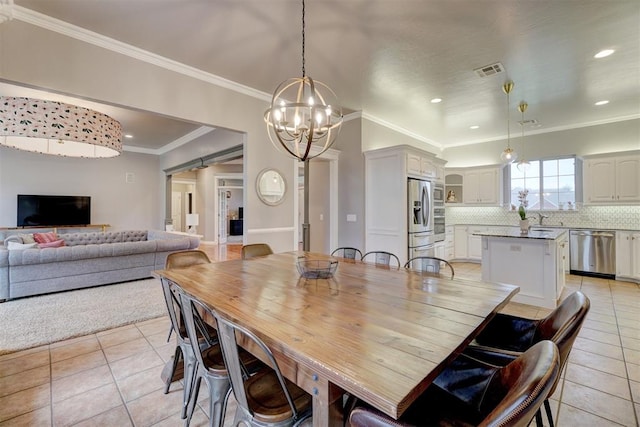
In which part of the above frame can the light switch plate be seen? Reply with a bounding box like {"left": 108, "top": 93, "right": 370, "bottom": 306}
{"left": 347, "top": 214, "right": 357, "bottom": 222}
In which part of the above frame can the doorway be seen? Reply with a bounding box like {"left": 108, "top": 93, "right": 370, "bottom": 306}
{"left": 216, "top": 174, "right": 244, "bottom": 244}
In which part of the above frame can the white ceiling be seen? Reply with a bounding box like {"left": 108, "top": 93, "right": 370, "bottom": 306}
{"left": 8, "top": 0, "right": 640, "bottom": 152}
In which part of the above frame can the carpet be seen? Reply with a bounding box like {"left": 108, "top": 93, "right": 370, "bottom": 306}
{"left": 0, "top": 278, "right": 167, "bottom": 355}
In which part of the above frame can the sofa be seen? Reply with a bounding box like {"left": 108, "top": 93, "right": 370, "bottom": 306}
{"left": 0, "top": 229, "right": 200, "bottom": 301}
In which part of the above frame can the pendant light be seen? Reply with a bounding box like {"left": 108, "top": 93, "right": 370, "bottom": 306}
{"left": 0, "top": 96, "right": 122, "bottom": 158}
{"left": 516, "top": 102, "right": 530, "bottom": 172}
{"left": 263, "top": 0, "right": 343, "bottom": 252}
{"left": 500, "top": 81, "right": 518, "bottom": 163}
{"left": 264, "top": 0, "right": 343, "bottom": 161}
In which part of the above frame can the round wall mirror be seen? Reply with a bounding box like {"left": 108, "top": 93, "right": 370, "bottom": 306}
{"left": 256, "top": 168, "right": 287, "bottom": 206}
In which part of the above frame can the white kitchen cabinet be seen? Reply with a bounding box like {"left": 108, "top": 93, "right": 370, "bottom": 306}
{"left": 444, "top": 226, "right": 454, "bottom": 260}
{"left": 584, "top": 154, "right": 640, "bottom": 203}
{"left": 556, "top": 232, "right": 568, "bottom": 295}
{"left": 467, "top": 226, "right": 485, "bottom": 260}
{"left": 445, "top": 167, "right": 501, "bottom": 206}
{"left": 464, "top": 168, "right": 500, "bottom": 204}
{"left": 480, "top": 230, "right": 567, "bottom": 309}
{"left": 407, "top": 152, "right": 444, "bottom": 180}
{"left": 454, "top": 226, "right": 468, "bottom": 259}
{"left": 434, "top": 241, "right": 446, "bottom": 259}
{"left": 617, "top": 231, "right": 640, "bottom": 282}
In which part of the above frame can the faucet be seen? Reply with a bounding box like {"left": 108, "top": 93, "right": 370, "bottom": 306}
{"left": 536, "top": 212, "right": 549, "bottom": 226}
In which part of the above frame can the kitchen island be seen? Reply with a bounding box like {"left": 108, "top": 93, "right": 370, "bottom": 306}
{"left": 474, "top": 228, "right": 568, "bottom": 309}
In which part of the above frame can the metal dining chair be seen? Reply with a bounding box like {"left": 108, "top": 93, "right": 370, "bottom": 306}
{"left": 162, "top": 250, "right": 213, "bottom": 397}
{"left": 241, "top": 243, "right": 274, "bottom": 259}
{"left": 330, "top": 247, "right": 363, "bottom": 260}
{"left": 349, "top": 340, "right": 560, "bottom": 427}
{"left": 463, "top": 291, "right": 590, "bottom": 427}
{"left": 361, "top": 251, "right": 401, "bottom": 269}
{"left": 404, "top": 256, "right": 455, "bottom": 279}
{"left": 160, "top": 278, "right": 208, "bottom": 420}
{"left": 212, "top": 310, "right": 313, "bottom": 427}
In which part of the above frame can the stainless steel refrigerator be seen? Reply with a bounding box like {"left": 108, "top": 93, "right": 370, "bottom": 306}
{"left": 408, "top": 178, "right": 435, "bottom": 259}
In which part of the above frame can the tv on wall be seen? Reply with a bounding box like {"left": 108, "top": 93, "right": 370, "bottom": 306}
{"left": 17, "top": 195, "right": 91, "bottom": 227}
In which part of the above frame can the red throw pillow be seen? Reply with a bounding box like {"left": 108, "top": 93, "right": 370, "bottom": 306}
{"left": 37, "top": 239, "right": 65, "bottom": 249}
{"left": 33, "top": 232, "right": 58, "bottom": 244}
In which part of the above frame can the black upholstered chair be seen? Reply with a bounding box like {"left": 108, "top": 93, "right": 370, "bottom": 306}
{"left": 349, "top": 340, "right": 560, "bottom": 427}
{"left": 361, "top": 251, "right": 401, "bottom": 269}
{"left": 241, "top": 243, "right": 274, "bottom": 259}
{"left": 464, "top": 291, "right": 590, "bottom": 427}
{"left": 330, "top": 247, "right": 363, "bottom": 260}
{"left": 404, "top": 256, "right": 455, "bottom": 279}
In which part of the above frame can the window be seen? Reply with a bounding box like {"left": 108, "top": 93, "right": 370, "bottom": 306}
{"left": 509, "top": 157, "right": 577, "bottom": 210}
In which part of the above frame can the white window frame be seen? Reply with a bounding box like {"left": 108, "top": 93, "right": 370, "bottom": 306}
{"left": 505, "top": 155, "right": 582, "bottom": 212}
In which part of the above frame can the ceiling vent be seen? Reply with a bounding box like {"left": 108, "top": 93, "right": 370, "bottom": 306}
{"left": 518, "top": 119, "right": 539, "bottom": 126}
{"left": 474, "top": 62, "right": 505, "bottom": 78}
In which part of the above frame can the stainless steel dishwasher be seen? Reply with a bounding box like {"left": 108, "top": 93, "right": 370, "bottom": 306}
{"left": 569, "top": 230, "right": 616, "bottom": 278}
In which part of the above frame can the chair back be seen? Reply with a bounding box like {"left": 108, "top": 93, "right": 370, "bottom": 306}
{"left": 179, "top": 292, "right": 226, "bottom": 373}
{"left": 241, "top": 243, "right": 274, "bottom": 259}
{"left": 361, "top": 251, "right": 401, "bottom": 269}
{"left": 212, "top": 311, "right": 308, "bottom": 424}
{"left": 165, "top": 249, "right": 211, "bottom": 269}
{"left": 330, "top": 247, "right": 363, "bottom": 260}
{"left": 480, "top": 340, "right": 559, "bottom": 427}
{"left": 404, "top": 256, "right": 455, "bottom": 279}
{"left": 535, "top": 291, "right": 590, "bottom": 392}
{"left": 160, "top": 278, "right": 189, "bottom": 343}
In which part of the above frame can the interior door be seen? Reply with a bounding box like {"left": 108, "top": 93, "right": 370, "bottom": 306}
{"left": 218, "top": 188, "right": 228, "bottom": 244}
{"left": 171, "top": 192, "right": 182, "bottom": 232}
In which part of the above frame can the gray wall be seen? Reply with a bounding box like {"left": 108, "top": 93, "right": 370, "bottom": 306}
{"left": 333, "top": 118, "right": 366, "bottom": 251}
{"left": 1, "top": 19, "right": 297, "bottom": 251}
{"left": 0, "top": 149, "right": 161, "bottom": 230}
{"left": 309, "top": 160, "right": 330, "bottom": 253}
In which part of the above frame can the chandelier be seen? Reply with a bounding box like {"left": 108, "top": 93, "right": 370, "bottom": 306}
{"left": 500, "top": 81, "right": 518, "bottom": 163}
{"left": 0, "top": 96, "right": 123, "bottom": 158}
{"left": 264, "top": 0, "right": 343, "bottom": 162}
{"left": 516, "top": 101, "right": 530, "bottom": 172}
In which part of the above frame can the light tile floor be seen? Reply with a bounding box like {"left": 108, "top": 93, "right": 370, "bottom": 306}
{"left": 0, "top": 259, "right": 638, "bottom": 426}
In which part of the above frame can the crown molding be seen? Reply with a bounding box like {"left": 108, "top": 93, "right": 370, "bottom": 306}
{"left": 13, "top": 6, "right": 272, "bottom": 103}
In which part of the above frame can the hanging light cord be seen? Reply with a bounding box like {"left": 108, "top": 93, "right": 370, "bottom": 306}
{"left": 506, "top": 90, "right": 511, "bottom": 148}
{"left": 301, "top": 0, "right": 306, "bottom": 78}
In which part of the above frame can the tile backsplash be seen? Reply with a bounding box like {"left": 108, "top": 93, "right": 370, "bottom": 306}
{"left": 446, "top": 205, "right": 640, "bottom": 230}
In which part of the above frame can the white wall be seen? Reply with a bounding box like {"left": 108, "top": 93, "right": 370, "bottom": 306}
{"left": 443, "top": 119, "right": 640, "bottom": 167}
{"left": 0, "top": 149, "right": 162, "bottom": 230}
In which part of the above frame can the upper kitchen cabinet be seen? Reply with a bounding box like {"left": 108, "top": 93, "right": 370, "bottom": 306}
{"left": 445, "top": 166, "right": 502, "bottom": 206}
{"left": 407, "top": 151, "right": 445, "bottom": 181}
{"left": 584, "top": 153, "right": 640, "bottom": 204}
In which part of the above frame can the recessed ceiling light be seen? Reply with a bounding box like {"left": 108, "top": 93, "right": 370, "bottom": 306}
{"left": 594, "top": 49, "right": 615, "bottom": 59}
{"left": 469, "top": 125, "right": 479, "bottom": 129}
{"left": 124, "top": 134, "right": 134, "bottom": 138}
{"left": 430, "top": 98, "right": 442, "bottom": 104}
{"left": 594, "top": 100, "right": 609, "bottom": 106}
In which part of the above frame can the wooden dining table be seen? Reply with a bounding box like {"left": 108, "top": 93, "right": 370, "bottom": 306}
{"left": 155, "top": 251, "right": 519, "bottom": 427}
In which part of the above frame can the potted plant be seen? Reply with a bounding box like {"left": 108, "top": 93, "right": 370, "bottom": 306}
{"left": 518, "top": 189, "right": 529, "bottom": 233}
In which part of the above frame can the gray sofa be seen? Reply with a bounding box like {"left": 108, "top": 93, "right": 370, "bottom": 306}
{"left": 0, "top": 229, "right": 199, "bottom": 301}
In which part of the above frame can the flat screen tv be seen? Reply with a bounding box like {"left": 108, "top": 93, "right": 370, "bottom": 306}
{"left": 17, "top": 195, "right": 91, "bottom": 227}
